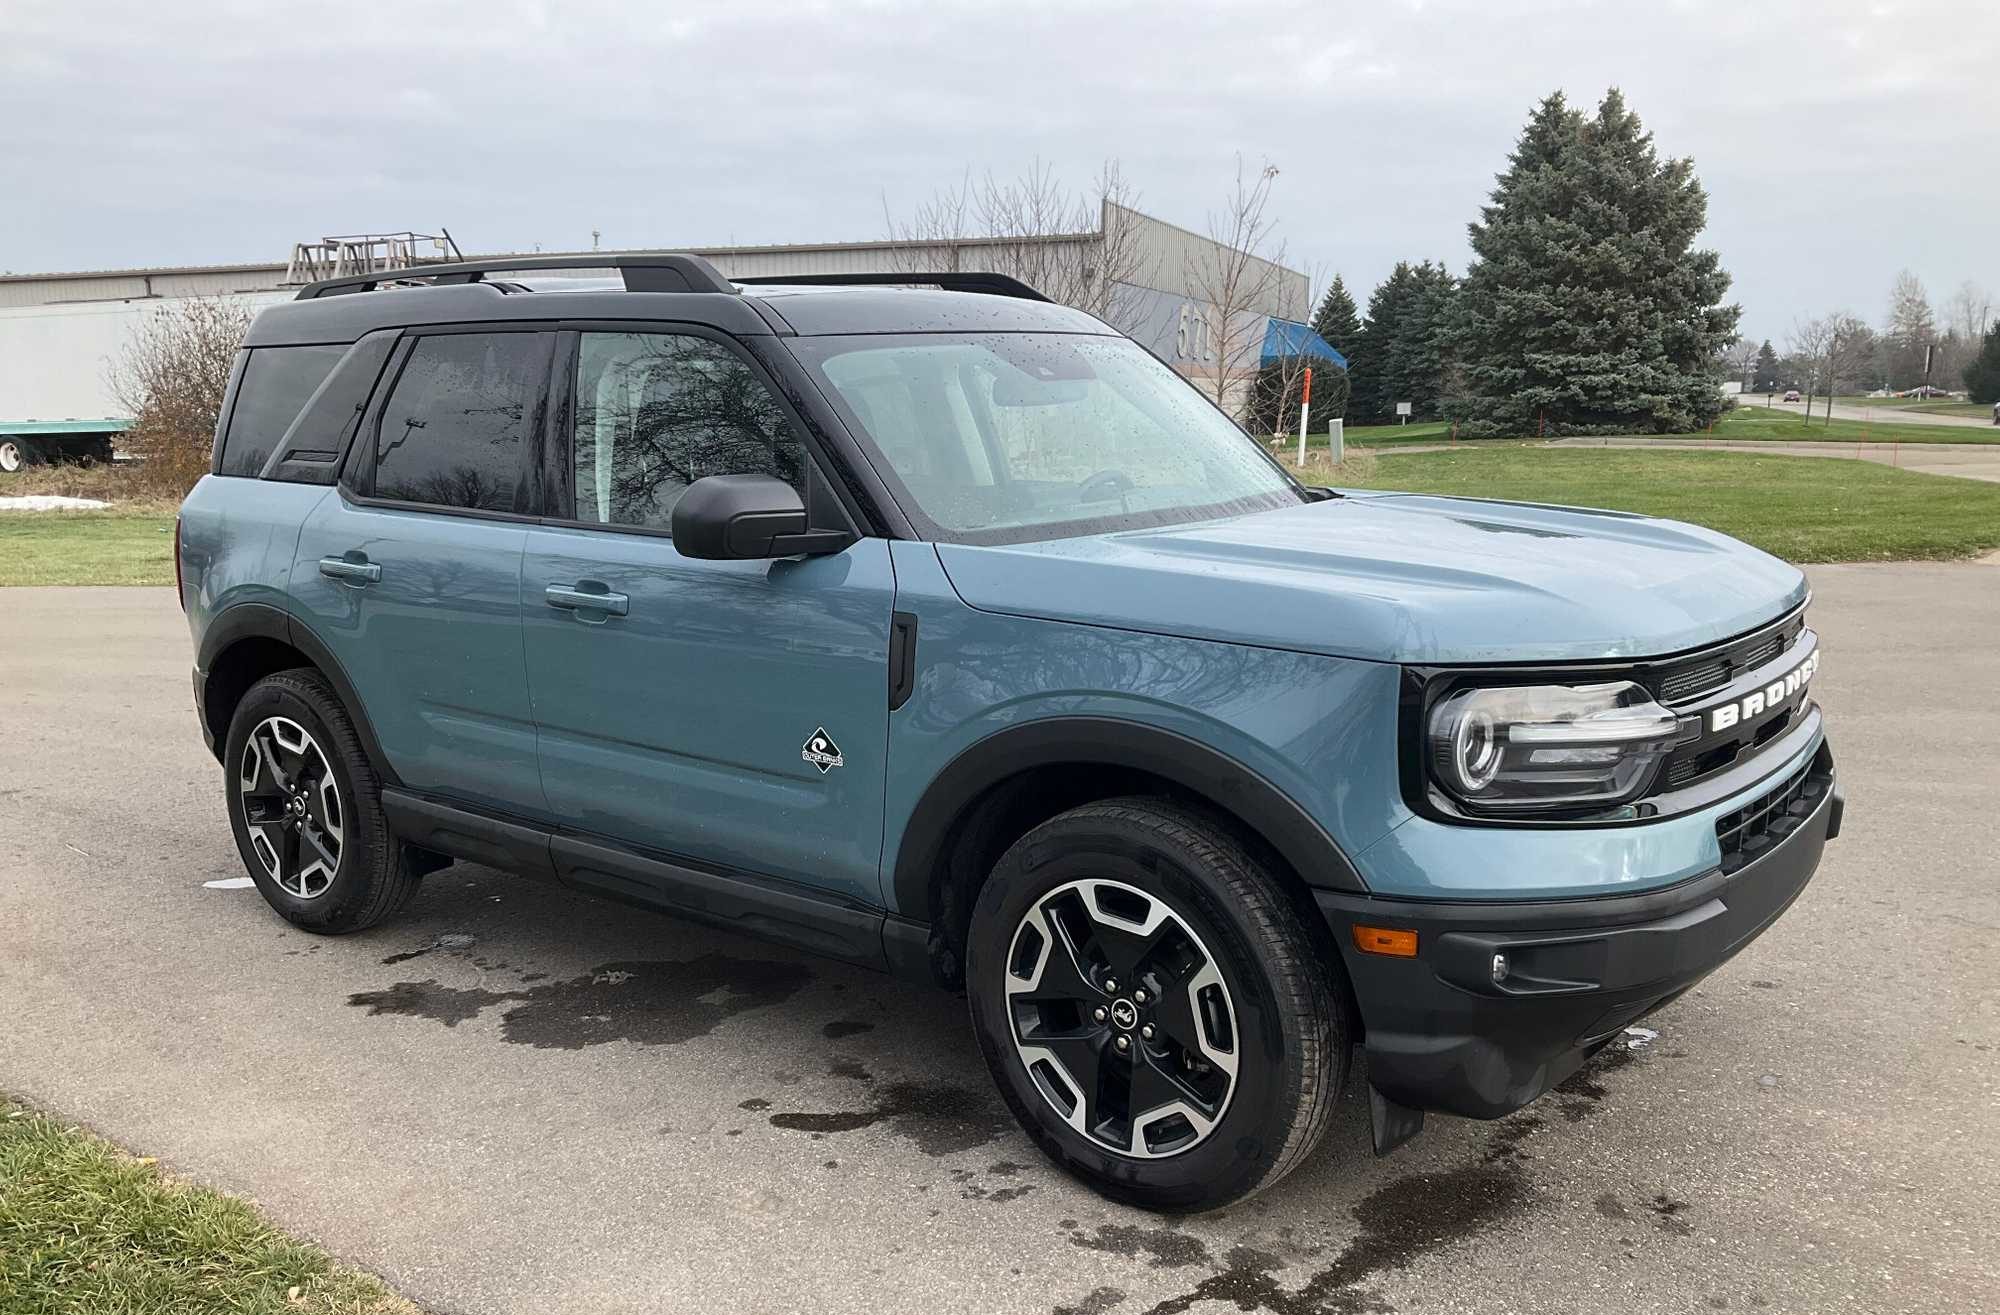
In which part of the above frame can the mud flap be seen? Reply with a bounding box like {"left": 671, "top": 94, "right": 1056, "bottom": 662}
{"left": 1368, "top": 1084, "right": 1426, "bottom": 1157}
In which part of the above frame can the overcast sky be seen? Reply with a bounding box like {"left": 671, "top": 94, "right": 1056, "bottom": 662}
{"left": 4, "top": 0, "right": 1995, "bottom": 344}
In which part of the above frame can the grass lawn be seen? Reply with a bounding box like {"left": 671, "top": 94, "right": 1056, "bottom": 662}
{"left": 0, "top": 513, "right": 177, "bottom": 586}
{"left": 1315, "top": 446, "right": 2000, "bottom": 562}
{"left": 0, "top": 1098, "right": 419, "bottom": 1314}
{"left": 1716, "top": 406, "right": 1997, "bottom": 444}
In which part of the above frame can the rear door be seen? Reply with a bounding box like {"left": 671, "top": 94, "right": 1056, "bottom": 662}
{"left": 289, "top": 326, "right": 554, "bottom": 815}
{"left": 520, "top": 326, "right": 895, "bottom": 906}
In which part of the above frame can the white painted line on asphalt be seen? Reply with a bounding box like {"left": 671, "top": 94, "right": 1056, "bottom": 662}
{"left": 202, "top": 876, "right": 256, "bottom": 890}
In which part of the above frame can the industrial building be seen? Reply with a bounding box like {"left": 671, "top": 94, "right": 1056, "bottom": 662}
{"left": 0, "top": 206, "right": 1314, "bottom": 469}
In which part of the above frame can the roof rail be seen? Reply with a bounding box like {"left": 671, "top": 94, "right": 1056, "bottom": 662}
{"left": 295, "top": 252, "right": 736, "bottom": 300}
{"left": 732, "top": 271, "right": 1052, "bottom": 303}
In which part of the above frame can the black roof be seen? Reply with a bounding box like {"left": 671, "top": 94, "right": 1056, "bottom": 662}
{"left": 245, "top": 253, "right": 1112, "bottom": 348}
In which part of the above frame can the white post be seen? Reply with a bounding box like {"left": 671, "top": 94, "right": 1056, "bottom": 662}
{"left": 1329, "top": 417, "right": 1344, "bottom": 467}
{"left": 1296, "top": 366, "right": 1313, "bottom": 467}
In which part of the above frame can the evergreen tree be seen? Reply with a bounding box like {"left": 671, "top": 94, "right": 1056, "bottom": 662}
{"left": 1312, "top": 276, "right": 1361, "bottom": 354}
{"left": 1752, "top": 340, "right": 1780, "bottom": 392}
{"left": 1350, "top": 261, "right": 1457, "bottom": 422}
{"left": 1452, "top": 89, "right": 1739, "bottom": 436}
{"left": 1964, "top": 320, "right": 2000, "bottom": 404}
{"left": 1304, "top": 275, "right": 1359, "bottom": 420}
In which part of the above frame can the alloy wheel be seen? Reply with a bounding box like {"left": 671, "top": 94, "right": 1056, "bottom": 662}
{"left": 238, "top": 715, "right": 343, "bottom": 898}
{"left": 1005, "top": 878, "right": 1238, "bottom": 1159}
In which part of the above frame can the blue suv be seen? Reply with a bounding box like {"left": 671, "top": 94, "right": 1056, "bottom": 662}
{"left": 179, "top": 254, "right": 1840, "bottom": 1210}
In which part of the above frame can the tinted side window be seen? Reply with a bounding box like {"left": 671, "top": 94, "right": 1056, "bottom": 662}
{"left": 572, "top": 332, "right": 804, "bottom": 530}
{"left": 374, "top": 333, "right": 545, "bottom": 512}
{"left": 217, "top": 344, "right": 346, "bottom": 477}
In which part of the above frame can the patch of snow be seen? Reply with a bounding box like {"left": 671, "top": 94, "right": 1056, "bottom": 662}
{"left": 1623, "top": 1026, "right": 1660, "bottom": 1050}
{"left": 0, "top": 495, "right": 112, "bottom": 512}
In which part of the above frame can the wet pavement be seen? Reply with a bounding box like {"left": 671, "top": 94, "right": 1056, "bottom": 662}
{"left": 1, "top": 572, "right": 1994, "bottom": 1315}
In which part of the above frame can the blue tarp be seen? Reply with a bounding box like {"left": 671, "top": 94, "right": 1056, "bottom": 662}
{"left": 1259, "top": 319, "right": 1348, "bottom": 370}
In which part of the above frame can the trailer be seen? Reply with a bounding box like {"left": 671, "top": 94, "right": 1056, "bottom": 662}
{"left": 0, "top": 294, "right": 282, "bottom": 474}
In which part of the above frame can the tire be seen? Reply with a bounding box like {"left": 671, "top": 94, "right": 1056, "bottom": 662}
{"left": 0, "top": 438, "right": 33, "bottom": 474}
{"left": 222, "top": 668, "right": 419, "bottom": 933}
{"left": 966, "top": 798, "right": 1347, "bottom": 1211}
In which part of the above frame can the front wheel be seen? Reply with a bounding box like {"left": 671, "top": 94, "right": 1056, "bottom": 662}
{"left": 223, "top": 669, "right": 419, "bottom": 933}
{"left": 966, "top": 799, "right": 1347, "bottom": 1211}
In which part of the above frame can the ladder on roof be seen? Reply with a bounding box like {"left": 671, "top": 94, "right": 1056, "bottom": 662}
{"left": 282, "top": 231, "right": 464, "bottom": 286}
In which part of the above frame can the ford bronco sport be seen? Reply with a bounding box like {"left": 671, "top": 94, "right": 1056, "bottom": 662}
{"left": 179, "top": 254, "right": 1840, "bottom": 1210}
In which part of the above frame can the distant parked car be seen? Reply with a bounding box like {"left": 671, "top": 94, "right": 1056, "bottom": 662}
{"left": 1783, "top": 389, "right": 1801, "bottom": 402}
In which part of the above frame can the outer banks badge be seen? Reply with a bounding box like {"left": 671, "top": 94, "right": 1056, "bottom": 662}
{"left": 801, "top": 728, "right": 844, "bottom": 774}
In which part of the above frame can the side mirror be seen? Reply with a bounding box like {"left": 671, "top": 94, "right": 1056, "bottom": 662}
{"left": 671, "top": 474, "right": 850, "bottom": 560}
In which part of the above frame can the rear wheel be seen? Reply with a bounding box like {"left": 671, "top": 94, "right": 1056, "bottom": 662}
{"left": 0, "top": 438, "right": 33, "bottom": 474}
{"left": 223, "top": 669, "right": 419, "bottom": 933}
{"left": 966, "top": 798, "right": 1347, "bottom": 1211}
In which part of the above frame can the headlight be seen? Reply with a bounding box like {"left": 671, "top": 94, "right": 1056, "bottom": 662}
{"left": 1427, "top": 681, "right": 1679, "bottom": 815}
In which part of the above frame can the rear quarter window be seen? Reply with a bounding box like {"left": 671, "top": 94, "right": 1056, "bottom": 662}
{"left": 216, "top": 344, "right": 347, "bottom": 477}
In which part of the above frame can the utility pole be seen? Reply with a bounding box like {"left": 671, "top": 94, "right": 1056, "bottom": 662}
{"left": 1825, "top": 326, "right": 1839, "bottom": 426}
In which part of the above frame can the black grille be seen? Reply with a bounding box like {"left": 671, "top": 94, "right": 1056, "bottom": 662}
{"left": 1714, "top": 752, "right": 1829, "bottom": 874}
{"left": 1651, "top": 611, "right": 1805, "bottom": 706}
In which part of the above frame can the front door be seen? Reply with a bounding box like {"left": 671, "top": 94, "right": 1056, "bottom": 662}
{"left": 290, "top": 327, "right": 553, "bottom": 815}
{"left": 521, "top": 328, "right": 894, "bottom": 905}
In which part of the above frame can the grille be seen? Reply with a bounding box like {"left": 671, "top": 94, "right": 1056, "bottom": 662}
{"left": 1714, "top": 752, "right": 1828, "bottom": 874}
{"left": 1653, "top": 612, "right": 1804, "bottom": 705}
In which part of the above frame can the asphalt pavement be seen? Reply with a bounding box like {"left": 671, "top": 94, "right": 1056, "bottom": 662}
{"left": 1545, "top": 435, "right": 2000, "bottom": 482}
{"left": 2, "top": 578, "right": 1995, "bottom": 1315}
{"left": 1755, "top": 397, "right": 2000, "bottom": 429}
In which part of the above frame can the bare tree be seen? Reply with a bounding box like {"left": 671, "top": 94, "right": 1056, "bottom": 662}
{"left": 107, "top": 297, "right": 254, "bottom": 494}
{"left": 1883, "top": 268, "right": 1938, "bottom": 389}
{"left": 1787, "top": 312, "right": 1869, "bottom": 423}
{"left": 884, "top": 160, "right": 1157, "bottom": 327}
{"left": 1186, "top": 157, "right": 1293, "bottom": 417}
{"left": 1723, "top": 337, "right": 1759, "bottom": 391}
{"left": 1262, "top": 261, "right": 1330, "bottom": 443}
{"left": 1936, "top": 280, "right": 1996, "bottom": 391}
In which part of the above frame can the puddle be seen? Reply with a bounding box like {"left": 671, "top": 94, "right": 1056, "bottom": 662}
{"left": 767, "top": 1079, "right": 1011, "bottom": 1157}
{"left": 1112, "top": 1164, "right": 1530, "bottom": 1315}
{"left": 347, "top": 954, "right": 814, "bottom": 1049}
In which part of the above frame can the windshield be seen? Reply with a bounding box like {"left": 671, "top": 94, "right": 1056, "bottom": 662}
{"left": 786, "top": 332, "right": 1304, "bottom": 543}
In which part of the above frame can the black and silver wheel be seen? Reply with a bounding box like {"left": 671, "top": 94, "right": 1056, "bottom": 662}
{"left": 967, "top": 798, "right": 1348, "bottom": 1211}
{"left": 237, "top": 715, "right": 344, "bottom": 899}
{"left": 1006, "top": 879, "right": 1239, "bottom": 1159}
{"left": 223, "top": 669, "right": 419, "bottom": 933}
{"left": 0, "top": 437, "right": 32, "bottom": 474}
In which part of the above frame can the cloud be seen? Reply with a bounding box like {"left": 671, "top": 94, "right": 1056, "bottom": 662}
{"left": 2, "top": 0, "right": 1994, "bottom": 339}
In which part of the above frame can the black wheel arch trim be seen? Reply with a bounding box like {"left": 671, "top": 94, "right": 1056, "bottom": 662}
{"left": 891, "top": 715, "right": 1368, "bottom": 922}
{"left": 197, "top": 602, "right": 400, "bottom": 786}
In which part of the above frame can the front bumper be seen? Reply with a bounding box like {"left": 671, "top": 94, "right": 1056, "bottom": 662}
{"left": 1317, "top": 743, "right": 1839, "bottom": 1124}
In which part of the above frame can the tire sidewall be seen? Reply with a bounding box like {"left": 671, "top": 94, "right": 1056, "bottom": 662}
{"left": 965, "top": 810, "right": 1315, "bottom": 1210}
{"left": 222, "top": 676, "right": 387, "bottom": 930}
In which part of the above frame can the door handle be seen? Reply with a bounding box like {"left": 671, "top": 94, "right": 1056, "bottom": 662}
{"left": 545, "top": 582, "right": 629, "bottom": 617}
{"left": 319, "top": 554, "right": 381, "bottom": 585}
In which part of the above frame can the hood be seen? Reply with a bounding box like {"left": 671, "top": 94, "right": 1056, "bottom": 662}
{"left": 933, "top": 494, "right": 1808, "bottom": 665}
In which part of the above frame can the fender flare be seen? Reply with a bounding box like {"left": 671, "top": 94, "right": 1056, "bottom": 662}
{"left": 197, "top": 602, "right": 400, "bottom": 785}
{"left": 890, "top": 716, "right": 1367, "bottom": 921}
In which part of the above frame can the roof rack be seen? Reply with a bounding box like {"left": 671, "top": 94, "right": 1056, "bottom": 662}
{"left": 732, "top": 271, "right": 1051, "bottom": 303}
{"left": 295, "top": 252, "right": 736, "bottom": 300}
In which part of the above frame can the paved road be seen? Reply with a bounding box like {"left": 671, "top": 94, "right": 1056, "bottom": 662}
{"left": 3, "top": 584, "right": 1995, "bottom": 1315}
{"left": 1755, "top": 398, "right": 2000, "bottom": 430}
{"left": 1545, "top": 435, "right": 2000, "bottom": 483}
